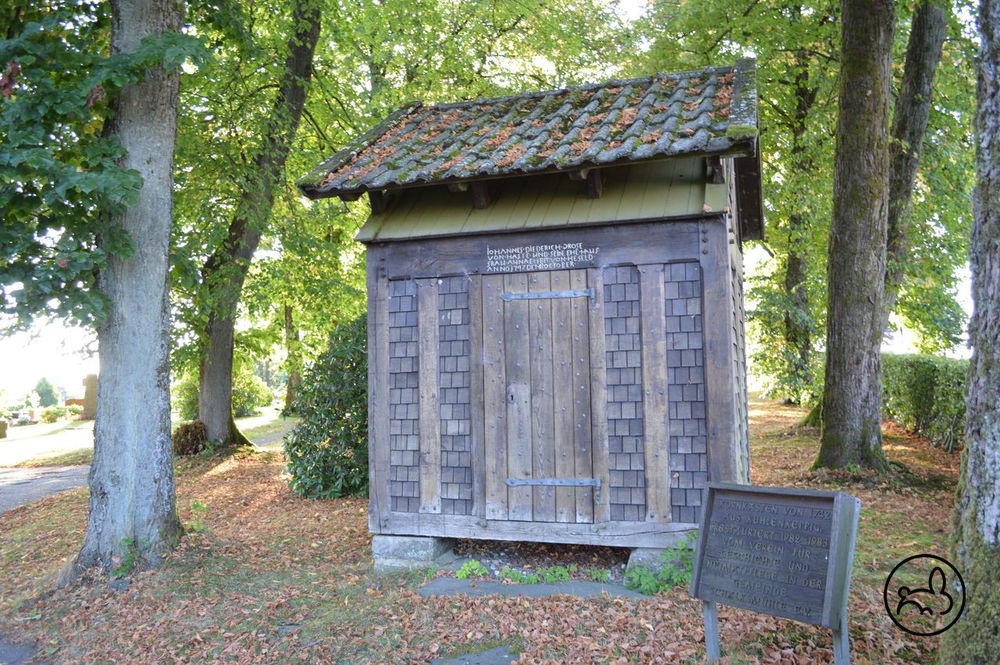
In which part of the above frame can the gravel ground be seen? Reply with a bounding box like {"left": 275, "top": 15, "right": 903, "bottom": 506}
{"left": 451, "top": 539, "right": 631, "bottom": 584}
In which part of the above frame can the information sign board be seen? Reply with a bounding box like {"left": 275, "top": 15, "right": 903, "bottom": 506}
{"left": 689, "top": 483, "right": 860, "bottom": 664}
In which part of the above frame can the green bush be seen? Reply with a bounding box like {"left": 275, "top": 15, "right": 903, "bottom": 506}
{"left": 172, "top": 366, "right": 273, "bottom": 421}
{"left": 39, "top": 406, "right": 65, "bottom": 423}
{"left": 882, "top": 353, "right": 967, "bottom": 451}
{"left": 232, "top": 370, "right": 272, "bottom": 418}
{"left": 455, "top": 559, "right": 490, "bottom": 580}
{"left": 499, "top": 567, "right": 542, "bottom": 584}
{"left": 172, "top": 374, "right": 199, "bottom": 421}
{"left": 285, "top": 314, "right": 368, "bottom": 499}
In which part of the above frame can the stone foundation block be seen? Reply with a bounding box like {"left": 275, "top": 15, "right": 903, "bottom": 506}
{"left": 371, "top": 535, "right": 456, "bottom": 574}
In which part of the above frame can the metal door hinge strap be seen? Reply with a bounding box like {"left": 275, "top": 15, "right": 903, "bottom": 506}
{"left": 501, "top": 289, "right": 594, "bottom": 302}
{"left": 505, "top": 477, "right": 601, "bottom": 503}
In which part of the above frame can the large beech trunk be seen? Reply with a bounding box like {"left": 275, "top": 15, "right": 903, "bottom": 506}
{"left": 814, "top": 0, "right": 894, "bottom": 470}
{"left": 882, "top": 0, "right": 949, "bottom": 326}
{"left": 197, "top": 0, "right": 321, "bottom": 445}
{"left": 73, "top": 0, "right": 183, "bottom": 577}
{"left": 940, "top": 0, "right": 1000, "bottom": 660}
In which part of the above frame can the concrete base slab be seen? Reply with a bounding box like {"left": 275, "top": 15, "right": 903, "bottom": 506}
{"left": 419, "top": 577, "right": 647, "bottom": 600}
{"left": 372, "top": 535, "right": 456, "bottom": 574}
{"left": 627, "top": 547, "right": 669, "bottom": 572}
{"left": 430, "top": 645, "right": 517, "bottom": 665}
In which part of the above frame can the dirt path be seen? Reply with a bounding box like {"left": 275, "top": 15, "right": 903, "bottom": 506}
{"left": 0, "top": 420, "right": 94, "bottom": 467}
{"left": 0, "top": 410, "right": 295, "bottom": 515}
{"left": 0, "top": 466, "right": 91, "bottom": 516}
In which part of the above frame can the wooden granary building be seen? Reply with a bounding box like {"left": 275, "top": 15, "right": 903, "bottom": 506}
{"left": 299, "top": 60, "right": 763, "bottom": 555}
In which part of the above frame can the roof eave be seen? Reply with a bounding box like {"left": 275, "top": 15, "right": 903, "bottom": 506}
{"left": 296, "top": 102, "right": 423, "bottom": 197}
{"left": 302, "top": 141, "right": 758, "bottom": 202}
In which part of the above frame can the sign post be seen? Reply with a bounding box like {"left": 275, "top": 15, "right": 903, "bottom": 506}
{"left": 690, "top": 483, "right": 860, "bottom": 665}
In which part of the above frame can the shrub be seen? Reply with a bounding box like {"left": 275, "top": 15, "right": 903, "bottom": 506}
{"left": 232, "top": 371, "right": 272, "bottom": 418}
{"left": 882, "top": 353, "right": 967, "bottom": 451}
{"left": 172, "top": 374, "right": 199, "bottom": 422}
{"left": 456, "top": 560, "right": 490, "bottom": 580}
{"left": 39, "top": 406, "right": 66, "bottom": 423}
{"left": 624, "top": 533, "right": 696, "bottom": 595}
{"left": 173, "top": 420, "right": 208, "bottom": 456}
{"left": 172, "top": 366, "right": 273, "bottom": 421}
{"left": 285, "top": 313, "right": 368, "bottom": 499}
{"left": 500, "top": 567, "right": 541, "bottom": 584}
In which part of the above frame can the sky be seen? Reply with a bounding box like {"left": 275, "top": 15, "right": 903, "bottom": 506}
{"left": 0, "top": 323, "right": 98, "bottom": 404}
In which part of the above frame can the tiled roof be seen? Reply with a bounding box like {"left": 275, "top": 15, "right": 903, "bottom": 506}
{"left": 298, "top": 59, "right": 758, "bottom": 201}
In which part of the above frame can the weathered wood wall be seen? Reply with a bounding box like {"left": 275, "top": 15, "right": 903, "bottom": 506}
{"left": 366, "top": 212, "right": 749, "bottom": 549}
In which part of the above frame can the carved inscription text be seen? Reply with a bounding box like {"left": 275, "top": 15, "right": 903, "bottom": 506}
{"left": 486, "top": 242, "right": 599, "bottom": 273}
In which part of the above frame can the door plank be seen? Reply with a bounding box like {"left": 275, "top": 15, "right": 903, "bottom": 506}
{"left": 588, "top": 267, "right": 610, "bottom": 524}
{"left": 482, "top": 274, "right": 508, "bottom": 520}
{"left": 529, "top": 272, "right": 556, "bottom": 521}
{"left": 504, "top": 272, "right": 534, "bottom": 521}
{"left": 550, "top": 270, "right": 577, "bottom": 523}
{"left": 570, "top": 269, "right": 595, "bottom": 523}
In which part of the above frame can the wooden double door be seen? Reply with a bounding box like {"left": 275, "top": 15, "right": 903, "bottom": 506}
{"left": 481, "top": 269, "right": 603, "bottom": 524}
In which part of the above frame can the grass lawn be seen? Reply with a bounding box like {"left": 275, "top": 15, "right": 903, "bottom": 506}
{"left": 0, "top": 397, "right": 958, "bottom": 664}
{"left": 7, "top": 410, "right": 298, "bottom": 468}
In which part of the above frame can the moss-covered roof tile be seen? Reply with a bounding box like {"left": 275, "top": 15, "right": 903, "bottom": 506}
{"left": 298, "top": 59, "right": 758, "bottom": 200}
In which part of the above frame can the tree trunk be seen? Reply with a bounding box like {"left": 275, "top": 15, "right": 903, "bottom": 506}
{"left": 199, "top": 308, "right": 250, "bottom": 447}
{"left": 814, "top": 0, "right": 894, "bottom": 470}
{"left": 197, "top": 0, "right": 321, "bottom": 445}
{"left": 783, "top": 215, "right": 814, "bottom": 403}
{"left": 776, "top": 53, "right": 821, "bottom": 405}
{"left": 782, "top": 57, "right": 820, "bottom": 405}
{"left": 939, "top": 0, "right": 1000, "bottom": 659}
{"left": 283, "top": 303, "right": 303, "bottom": 414}
{"left": 72, "top": 0, "right": 183, "bottom": 577}
{"left": 882, "top": 0, "right": 949, "bottom": 326}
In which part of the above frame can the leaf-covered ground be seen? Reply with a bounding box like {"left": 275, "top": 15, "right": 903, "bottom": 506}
{"left": 0, "top": 397, "right": 958, "bottom": 663}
